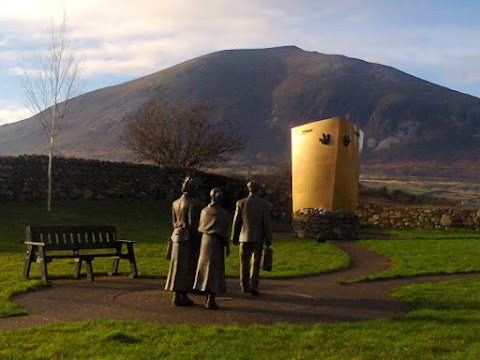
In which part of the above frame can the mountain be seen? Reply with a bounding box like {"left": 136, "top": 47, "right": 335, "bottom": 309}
{"left": 1, "top": 46, "right": 479, "bottom": 178}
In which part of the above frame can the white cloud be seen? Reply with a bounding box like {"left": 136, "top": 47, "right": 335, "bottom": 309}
{"left": 1, "top": 0, "right": 480, "bottom": 119}
{"left": 444, "top": 55, "right": 480, "bottom": 86}
{"left": 0, "top": 106, "right": 33, "bottom": 125}
{"left": 2, "top": 0, "right": 307, "bottom": 78}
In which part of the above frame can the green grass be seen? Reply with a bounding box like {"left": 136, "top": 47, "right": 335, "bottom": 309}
{"left": 356, "top": 228, "right": 480, "bottom": 282}
{"left": 2, "top": 202, "right": 480, "bottom": 358}
{"left": 1, "top": 278, "right": 480, "bottom": 359}
{"left": 0, "top": 200, "right": 348, "bottom": 317}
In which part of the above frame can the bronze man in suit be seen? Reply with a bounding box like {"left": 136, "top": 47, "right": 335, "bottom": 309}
{"left": 231, "top": 181, "right": 272, "bottom": 295}
{"left": 165, "top": 177, "right": 203, "bottom": 306}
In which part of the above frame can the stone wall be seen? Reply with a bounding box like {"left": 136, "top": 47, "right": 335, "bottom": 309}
{"left": 1, "top": 155, "right": 479, "bottom": 229}
{"left": 356, "top": 203, "right": 480, "bottom": 230}
{"left": 0, "top": 155, "right": 247, "bottom": 209}
{"left": 291, "top": 204, "right": 480, "bottom": 241}
{"left": 261, "top": 177, "right": 480, "bottom": 230}
{"left": 292, "top": 209, "right": 359, "bottom": 241}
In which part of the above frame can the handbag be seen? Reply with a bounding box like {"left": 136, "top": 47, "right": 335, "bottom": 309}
{"left": 170, "top": 202, "right": 185, "bottom": 243}
{"left": 262, "top": 245, "right": 273, "bottom": 272}
{"left": 170, "top": 226, "right": 184, "bottom": 242}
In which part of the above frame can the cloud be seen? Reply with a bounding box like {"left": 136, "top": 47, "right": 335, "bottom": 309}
{"left": 0, "top": 106, "right": 33, "bottom": 125}
{"left": 2, "top": 0, "right": 373, "bottom": 79}
{"left": 1, "top": 1, "right": 302, "bottom": 77}
{"left": 444, "top": 55, "right": 480, "bottom": 86}
{"left": 1, "top": 0, "right": 480, "bottom": 117}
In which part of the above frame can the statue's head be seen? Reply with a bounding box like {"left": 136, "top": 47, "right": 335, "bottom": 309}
{"left": 182, "top": 176, "right": 198, "bottom": 195}
{"left": 247, "top": 181, "right": 259, "bottom": 194}
{"left": 210, "top": 187, "right": 223, "bottom": 204}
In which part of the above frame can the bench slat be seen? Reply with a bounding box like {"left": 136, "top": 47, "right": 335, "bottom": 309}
{"left": 28, "top": 226, "right": 119, "bottom": 251}
{"left": 23, "top": 225, "right": 138, "bottom": 282}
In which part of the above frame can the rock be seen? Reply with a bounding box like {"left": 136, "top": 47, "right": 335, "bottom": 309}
{"left": 83, "top": 189, "right": 94, "bottom": 199}
{"left": 376, "top": 136, "right": 400, "bottom": 149}
{"left": 440, "top": 214, "right": 452, "bottom": 226}
{"left": 367, "top": 138, "right": 377, "bottom": 148}
{"left": 5, "top": 190, "right": 15, "bottom": 200}
{"left": 295, "top": 229, "right": 305, "bottom": 238}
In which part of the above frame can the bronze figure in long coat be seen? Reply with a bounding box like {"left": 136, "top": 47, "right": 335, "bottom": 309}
{"left": 231, "top": 181, "right": 272, "bottom": 295}
{"left": 165, "top": 177, "right": 202, "bottom": 306}
{"left": 194, "top": 187, "right": 230, "bottom": 309}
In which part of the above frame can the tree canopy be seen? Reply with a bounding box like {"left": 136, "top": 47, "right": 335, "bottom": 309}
{"left": 123, "top": 97, "right": 246, "bottom": 168}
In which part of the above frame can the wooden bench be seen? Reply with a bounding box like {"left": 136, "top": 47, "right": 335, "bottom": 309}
{"left": 23, "top": 225, "right": 138, "bottom": 282}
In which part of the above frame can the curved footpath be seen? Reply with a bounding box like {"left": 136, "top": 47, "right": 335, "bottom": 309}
{"left": 1, "top": 241, "right": 479, "bottom": 331}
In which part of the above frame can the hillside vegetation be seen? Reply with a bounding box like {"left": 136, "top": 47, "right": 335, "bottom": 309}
{"left": 0, "top": 46, "right": 479, "bottom": 178}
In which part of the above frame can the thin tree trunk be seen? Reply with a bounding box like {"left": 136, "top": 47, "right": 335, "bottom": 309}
{"left": 47, "top": 135, "right": 54, "bottom": 212}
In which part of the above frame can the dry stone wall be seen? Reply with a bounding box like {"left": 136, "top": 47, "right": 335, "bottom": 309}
{"left": 0, "top": 155, "right": 246, "bottom": 209}
{"left": 292, "top": 209, "right": 359, "bottom": 241}
{"left": 356, "top": 203, "right": 480, "bottom": 230}
{"left": 1, "top": 155, "right": 478, "bottom": 229}
{"left": 291, "top": 204, "right": 479, "bottom": 241}
{"left": 262, "top": 181, "right": 480, "bottom": 230}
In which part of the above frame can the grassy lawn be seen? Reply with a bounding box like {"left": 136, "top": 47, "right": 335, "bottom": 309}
{"left": 0, "top": 200, "right": 349, "bottom": 317}
{"left": 357, "top": 228, "right": 480, "bottom": 281}
{"left": 0, "top": 278, "right": 479, "bottom": 359}
{"left": 1, "top": 201, "right": 480, "bottom": 359}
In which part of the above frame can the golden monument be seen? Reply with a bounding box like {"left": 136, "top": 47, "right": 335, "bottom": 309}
{"left": 291, "top": 116, "right": 363, "bottom": 213}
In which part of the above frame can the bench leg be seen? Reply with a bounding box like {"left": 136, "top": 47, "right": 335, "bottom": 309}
{"left": 85, "top": 259, "right": 94, "bottom": 282}
{"left": 109, "top": 257, "right": 120, "bottom": 276}
{"left": 38, "top": 246, "right": 49, "bottom": 282}
{"left": 74, "top": 259, "right": 82, "bottom": 279}
{"left": 23, "top": 245, "right": 36, "bottom": 279}
{"left": 127, "top": 243, "right": 138, "bottom": 278}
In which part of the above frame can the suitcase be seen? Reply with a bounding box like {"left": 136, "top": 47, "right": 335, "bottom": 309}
{"left": 262, "top": 246, "right": 273, "bottom": 272}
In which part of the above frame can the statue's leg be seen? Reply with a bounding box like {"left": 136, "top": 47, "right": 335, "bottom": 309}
{"left": 205, "top": 293, "right": 219, "bottom": 310}
{"left": 249, "top": 242, "right": 263, "bottom": 295}
{"left": 239, "top": 243, "right": 252, "bottom": 292}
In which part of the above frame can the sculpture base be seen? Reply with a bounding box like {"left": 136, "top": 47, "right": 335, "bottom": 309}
{"left": 292, "top": 209, "right": 359, "bottom": 242}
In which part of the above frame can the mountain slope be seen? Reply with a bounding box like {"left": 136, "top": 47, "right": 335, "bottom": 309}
{"left": 1, "top": 46, "right": 479, "bottom": 177}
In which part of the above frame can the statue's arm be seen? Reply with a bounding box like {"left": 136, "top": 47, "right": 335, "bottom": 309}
{"left": 231, "top": 202, "right": 242, "bottom": 245}
{"left": 171, "top": 203, "right": 176, "bottom": 227}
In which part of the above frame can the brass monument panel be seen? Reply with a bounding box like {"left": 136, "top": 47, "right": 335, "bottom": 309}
{"left": 291, "top": 117, "right": 362, "bottom": 212}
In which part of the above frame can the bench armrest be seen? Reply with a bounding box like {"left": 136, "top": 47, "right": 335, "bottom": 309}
{"left": 117, "top": 239, "right": 136, "bottom": 244}
{"left": 25, "top": 241, "right": 45, "bottom": 246}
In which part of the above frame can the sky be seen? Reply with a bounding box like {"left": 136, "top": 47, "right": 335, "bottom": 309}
{"left": 1, "top": 0, "right": 479, "bottom": 125}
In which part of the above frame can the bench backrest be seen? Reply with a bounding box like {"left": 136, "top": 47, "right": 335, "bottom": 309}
{"left": 27, "top": 226, "right": 118, "bottom": 251}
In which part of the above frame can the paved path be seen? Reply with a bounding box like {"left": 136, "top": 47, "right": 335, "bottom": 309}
{"left": 1, "top": 241, "right": 478, "bottom": 330}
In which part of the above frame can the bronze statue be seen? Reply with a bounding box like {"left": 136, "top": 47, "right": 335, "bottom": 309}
{"left": 194, "top": 187, "right": 230, "bottom": 309}
{"left": 231, "top": 181, "right": 272, "bottom": 295}
{"left": 165, "top": 177, "right": 203, "bottom": 306}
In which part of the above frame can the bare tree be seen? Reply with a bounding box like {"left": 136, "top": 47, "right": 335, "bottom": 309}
{"left": 123, "top": 97, "right": 246, "bottom": 168}
{"left": 21, "top": 13, "right": 84, "bottom": 211}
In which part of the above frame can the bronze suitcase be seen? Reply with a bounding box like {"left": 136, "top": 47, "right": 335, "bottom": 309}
{"left": 262, "top": 246, "right": 273, "bottom": 272}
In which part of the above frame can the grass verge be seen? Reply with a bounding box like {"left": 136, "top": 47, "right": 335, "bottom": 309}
{"left": 0, "top": 200, "right": 348, "bottom": 317}
{"left": 0, "top": 278, "right": 479, "bottom": 359}
{"left": 354, "top": 228, "right": 480, "bottom": 282}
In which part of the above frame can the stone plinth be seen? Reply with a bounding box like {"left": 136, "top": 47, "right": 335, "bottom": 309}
{"left": 292, "top": 208, "right": 359, "bottom": 242}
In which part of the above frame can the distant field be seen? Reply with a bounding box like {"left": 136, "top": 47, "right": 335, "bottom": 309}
{"left": 360, "top": 175, "right": 480, "bottom": 206}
